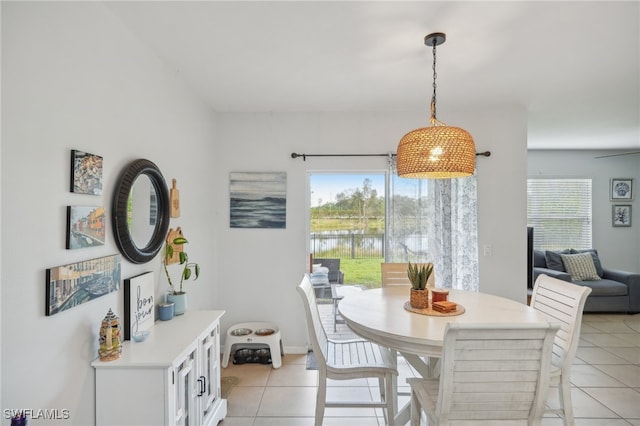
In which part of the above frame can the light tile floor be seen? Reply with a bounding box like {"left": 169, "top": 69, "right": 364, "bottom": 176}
{"left": 220, "top": 305, "right": 640, "bottom": 426}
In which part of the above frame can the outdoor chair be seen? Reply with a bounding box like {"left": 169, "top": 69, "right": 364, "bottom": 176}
{"left": 530, "top": 274, "right": 592, "bottom": 426}
{"left": 407, "top": 322, "right": 559, "bottom": 426}
{"left": 313, "top": 258, "right": 344, "bottom": 284}
{"left": 297, "top": 274, "right": 398, "bottom": 426}
{"left": 311, "top": 257, "right": 344, "bottom": 299}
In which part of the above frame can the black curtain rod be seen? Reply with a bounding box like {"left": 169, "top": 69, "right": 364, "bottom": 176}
{"left": 290, "top": 151, "right": 491, "bottom": 161}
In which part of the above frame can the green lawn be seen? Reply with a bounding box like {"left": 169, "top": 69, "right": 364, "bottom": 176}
{"left": 340, "top": 258, "right": 383, "bottom": 289}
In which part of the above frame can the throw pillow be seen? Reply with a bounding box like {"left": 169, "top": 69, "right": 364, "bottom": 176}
{"left": 533, "top": 250, "right": 547, "bottom": 267}
{"left": 310, "top": 266, "right": 330, "bottom": 285}
{"left": 545, "top": 250, "right": 571, "bottom": 271}
{"left": 560, "top": 253, "right": 600, "bottom": 281}
{"left": 571, "top": 249, "right": 604, "bottom": 277}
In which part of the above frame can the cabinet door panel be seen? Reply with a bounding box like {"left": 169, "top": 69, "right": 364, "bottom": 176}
{"left": 95, "top": 369, "right": 168, "bottom": 425}
{"left": 199, "top": 324, "right": 221, "bottom": 422}
{"left": 175, "top": 348, "right": 197, "bottom": 426}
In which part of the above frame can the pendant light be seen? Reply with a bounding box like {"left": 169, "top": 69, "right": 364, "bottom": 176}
{"left": 397, "top": 33, "right": 475, "bottom": 179}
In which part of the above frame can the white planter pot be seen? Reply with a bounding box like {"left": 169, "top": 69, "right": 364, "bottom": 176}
{"left": 166, "top": 293, "right": 187, "bottom": 315}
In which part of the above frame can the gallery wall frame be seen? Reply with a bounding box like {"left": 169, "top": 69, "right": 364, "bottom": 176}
{"left": 46, "top": 254, "right": 121, "bottom": 316}
{"left": 70, "top": 150, "right": 103, "bottom": 195}
{"left": 66, "top": 206, "right": 106, "bottom": 249}
{"left": 612, "top": 204, "right": 632, "bottom": 227}
{"left": 229, "top": 171, "right": 287, "bottom": 229}
{"left": 610, "top": 178, "right": 633, "bottom": 201}
{"left": 123, "top": 271, "right": 155, "bottom": 340}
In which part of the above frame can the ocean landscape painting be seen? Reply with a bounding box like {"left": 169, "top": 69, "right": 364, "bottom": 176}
{"left": 230, "top": 172, "right": 286, "bottom": 229}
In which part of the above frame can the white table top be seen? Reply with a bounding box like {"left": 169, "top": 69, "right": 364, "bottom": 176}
{"left": 338, "top": 287, "right": 547, "bottom": 358}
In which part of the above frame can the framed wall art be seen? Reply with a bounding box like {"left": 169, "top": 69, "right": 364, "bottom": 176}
{"left": 66, "top": 206, "right": 105, "bottom": 249}
{"left": 610, "top": 178, "right": 633, "bottom": 201}
{"left": 123, "top": 272, "right": 155, "bottom": 340}
{"left": 612, "top": 204, "right": 632, "bottom": 227}
{"left": 229, "top": 172, "right": 286, "bottom": 229}
{"left": 45, "top": 254, "right": 121, "bottom": 316}
{"left": 70, "top": 150, "right": 103, "bottom": 195}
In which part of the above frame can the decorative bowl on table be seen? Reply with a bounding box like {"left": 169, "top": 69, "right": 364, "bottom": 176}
{"left": 132, "top": 330, "right": 150, "bottom": 342}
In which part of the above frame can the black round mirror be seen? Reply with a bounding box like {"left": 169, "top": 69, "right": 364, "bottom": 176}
{"left": 112, "top": 159, "right": 170, "bottom": 264}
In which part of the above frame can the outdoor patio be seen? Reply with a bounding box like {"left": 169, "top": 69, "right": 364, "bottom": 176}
{"left": 316, "top": 298, "right": 358, "bottom": 340}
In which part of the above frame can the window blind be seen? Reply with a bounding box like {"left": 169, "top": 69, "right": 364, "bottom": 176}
{"left": 527, "top": 179, "right": 592, "bottom": 250}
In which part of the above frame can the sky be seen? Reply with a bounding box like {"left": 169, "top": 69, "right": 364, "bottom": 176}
{"left": 309, "top": 173, "right": 426, "bottom": 206}
{"left": 309, "top": 174, "right": 384, "bottom": 207}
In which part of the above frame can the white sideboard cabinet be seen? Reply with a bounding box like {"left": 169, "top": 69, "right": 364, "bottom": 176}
{"left": 92, "top": 310, "right": 227, "bottom": 426}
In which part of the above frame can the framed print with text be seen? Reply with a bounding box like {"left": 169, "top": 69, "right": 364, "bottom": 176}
{"left": 123, "top": 272, "right": 155, "bottom": 340}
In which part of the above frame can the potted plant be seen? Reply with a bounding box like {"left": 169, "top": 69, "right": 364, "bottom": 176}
{"left": 408, "top": 262, "right": 433, "bottom": 309}
{"left": 164, "top": 233, "right": 200, "bottom": 315}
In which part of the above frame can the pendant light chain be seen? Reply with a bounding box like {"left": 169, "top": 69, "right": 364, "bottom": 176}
{"left": 431, "top": 41, "right": 438, "bottom": 122}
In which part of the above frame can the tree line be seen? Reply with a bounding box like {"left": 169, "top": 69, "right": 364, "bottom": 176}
{"left": 311, "top": 178, "right": 428, "bottom": 234}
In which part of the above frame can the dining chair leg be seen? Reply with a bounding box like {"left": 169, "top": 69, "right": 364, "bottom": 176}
{"left": 385, "top": 372, "right": 396, "bottom": 426}
{"left": 559, "top": 375, "right": 575, "bottom": 426}
{"left": 315, "top": 374, "right": 327, "bottom": 426}
{"left": 377, "top": 377, "right": 388, "bottom": 424}
{"left": 409, "top": 384, "right": 421, "bottom": 426}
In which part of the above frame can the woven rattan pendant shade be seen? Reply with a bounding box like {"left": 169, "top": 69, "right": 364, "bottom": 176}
{"left": 397, "top": 122, "right": 475, "bottom": 178}
{"left": 397, "top": 32, "right": 475, "bottom": 179}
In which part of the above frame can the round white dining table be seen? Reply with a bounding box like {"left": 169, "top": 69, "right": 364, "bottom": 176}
{"left": 338, "top": 287, "right": 548, "bottom": 425}
{"left": 338, "top": 286, "right": 547, "bottom": 359}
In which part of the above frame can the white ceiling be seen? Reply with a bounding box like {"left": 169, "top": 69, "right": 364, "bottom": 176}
{"left": 105, "top": 1, "right": 639, "bottom": 151}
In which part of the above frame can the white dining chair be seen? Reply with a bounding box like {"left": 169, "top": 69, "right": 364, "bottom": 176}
{"left": 296, "top": 274, "right": 398, "bottom": 426}
{"left": 530, "top": 274, "right": 592, "bottom": 426}
{"left": 381, "top": 263, "right": 438, "bottom": 378}
{"left": 407, "top": 322, "right": 559, "bottom": 426}
{"left": 381, "top": 262, "right": 435, "bottom": 288}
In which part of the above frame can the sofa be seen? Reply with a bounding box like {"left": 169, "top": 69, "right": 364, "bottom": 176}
{"left": 532, "top": 248, "right": 640, "bottom": 314}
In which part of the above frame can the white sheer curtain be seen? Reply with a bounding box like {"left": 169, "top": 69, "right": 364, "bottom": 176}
{"left": 387, "top": 159, "right": 479, "bottom": 291}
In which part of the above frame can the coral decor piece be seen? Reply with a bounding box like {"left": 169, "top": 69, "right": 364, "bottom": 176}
{"left": 98, "top": 308, "right": 121, "bottom": 361}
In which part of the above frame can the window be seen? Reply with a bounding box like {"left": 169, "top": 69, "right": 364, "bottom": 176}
{"left": 309, "top": 170, "right": 479, "bottom": 291}
{"left": 309, "top": 173, "right": 385, "bottom": 287}
{"left": 527, "top": 178, "right": 592, "bottom": 250}
{"left": 309, "top": 172, "right": 432, "bottom": 265}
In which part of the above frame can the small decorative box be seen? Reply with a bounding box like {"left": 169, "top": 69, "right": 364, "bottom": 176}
{"left": 431, "top": 301, "right": 457, "bottom": 313}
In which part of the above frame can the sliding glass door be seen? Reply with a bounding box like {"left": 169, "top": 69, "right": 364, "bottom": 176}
{"left": 309, "top": 167, "right": 479, "bottom": 291}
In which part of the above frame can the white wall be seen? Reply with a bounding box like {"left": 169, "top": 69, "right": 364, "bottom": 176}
{"left": 528, "top": 150, "right": 640, "bottom": 271}
{"left": 1, "top": 3, "right": 218, "bottom": 424}
{"left": 214, "top": 108, "right": 529, "bottom": 348}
